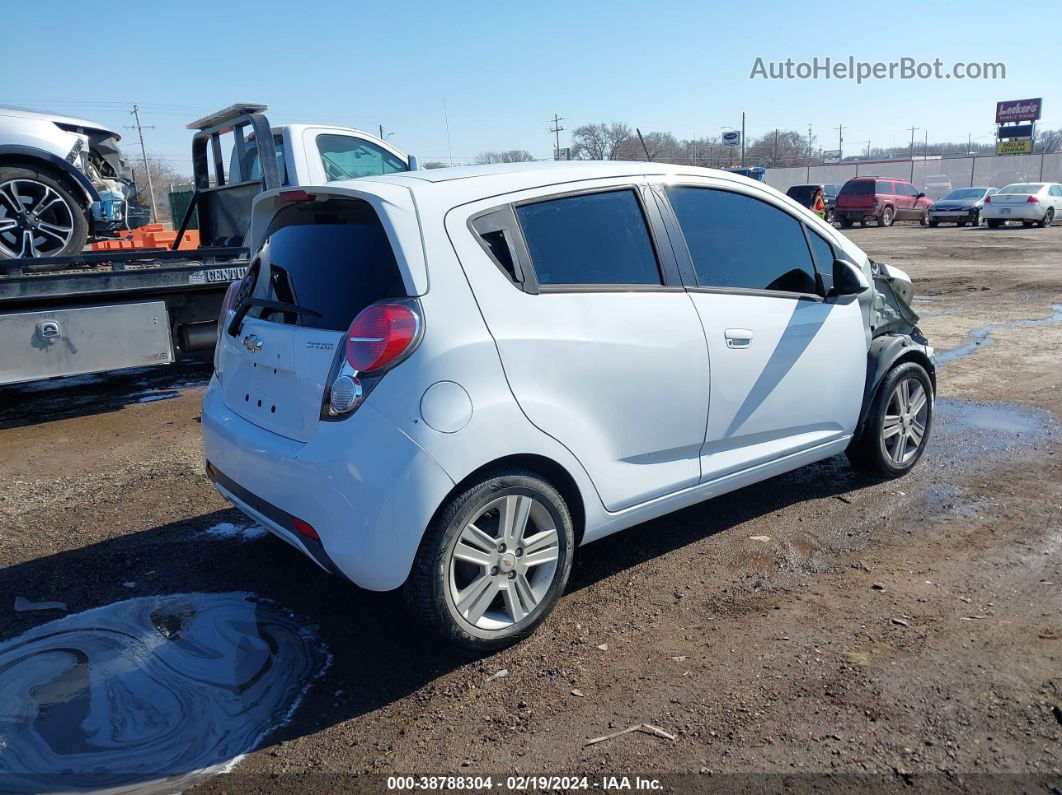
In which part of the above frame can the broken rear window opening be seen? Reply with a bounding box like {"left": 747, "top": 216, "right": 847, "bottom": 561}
{"left": 252, "top": 199, "right": 407, "bottom": 331}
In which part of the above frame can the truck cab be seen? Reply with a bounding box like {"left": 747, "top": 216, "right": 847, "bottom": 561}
{"left": 230, "top": 123, "right": 412, "bottom": 187}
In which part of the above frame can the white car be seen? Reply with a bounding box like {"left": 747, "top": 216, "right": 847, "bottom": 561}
{"left": 982, "top": 182, "right": 1062, "bottom": 228}
{"left": 202, "top": 162, "right": 935, "bottom": 650}
{"left": 0, "top": 106, "right": 133, "bottom": 258}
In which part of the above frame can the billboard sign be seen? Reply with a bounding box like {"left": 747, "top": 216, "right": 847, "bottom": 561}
{"left": 722, "top": 130, "right": 741, "bottom": 146}
{"left": 822, "top": 149, "right": 842, "bottom": 163}
{"left": 997, "top": 123, "right": 1035, "bottom": 140}
{"left": 997, "top": 139, "right": 1032, "bottom": 155}
{"left": 995, "top": 98, "right": 1042, "bottom": 124}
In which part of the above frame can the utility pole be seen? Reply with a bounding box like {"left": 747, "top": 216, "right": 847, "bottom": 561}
{"left": 807, "top": 123, "right": 814, "bottom": 162}
{"left": 442, "top": 99, "right": 453, "bottom": 166}
{"left": 835, "top": 123, "right": 844, "bottom": 159}
{"left": 740, "top": 111, "right": 746, "bottom": 167}
{"left": 128, "top": 104, "right": 158, "bottom": 224}
{"left": 379, "top": 124, "right": 385, "bottom": 140}
{"left": 908, "top": 126, "right": 919, "bottom": 159}
{"left": 548, "top": 114, "right": 566, "bottom": 160}
{"left": 924, "top": 130, "right": 929, "bottom": 159}
{"left": 773, "top": 129, "right": 779, "bottom": 166}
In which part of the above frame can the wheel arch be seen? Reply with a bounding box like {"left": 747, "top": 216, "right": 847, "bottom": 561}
{"left": 855, "top": 335, "right": 936, "bottom": 439}
{"left": 0, "top": 145, "right": 100, "bottom": 206}
{"left": 429, "top": 453, "right": 587, "bottom": 548}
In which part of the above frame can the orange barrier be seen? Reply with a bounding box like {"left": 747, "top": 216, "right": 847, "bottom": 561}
{"left": 91, "top": 224, "right": 200, "bottom": 251}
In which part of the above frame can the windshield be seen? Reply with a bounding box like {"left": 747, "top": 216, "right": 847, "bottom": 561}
{"left": 941, "top": 189, "right": 985, "bottom": 201}
{"left": 999, "top": 184, "right": 1041, "bottom": 194}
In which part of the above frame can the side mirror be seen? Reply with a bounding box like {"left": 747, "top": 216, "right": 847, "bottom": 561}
{"left": 916, "top": 192, "right": 926, "bottom": 199}
{"left": 829, "top": 259, "right": 870, "bottom": 299}
{"left": 407, "top": 155, "right": 420, "bottom": 171}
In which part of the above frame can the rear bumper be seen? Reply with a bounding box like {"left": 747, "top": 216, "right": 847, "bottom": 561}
{"left": 201, "top": 377, "right": 455, "bottom": 591}
{"left": 981, "top": 204, "right": 1042, "bottom": 221}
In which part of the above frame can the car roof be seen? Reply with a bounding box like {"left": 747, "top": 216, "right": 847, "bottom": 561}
{"left": 326, "top": 160, "right": 769, "bottom": 204}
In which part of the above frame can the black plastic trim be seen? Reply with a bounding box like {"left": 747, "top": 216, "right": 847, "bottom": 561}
{"left": 0, "top": 144, "right": 100, "bottom": 204}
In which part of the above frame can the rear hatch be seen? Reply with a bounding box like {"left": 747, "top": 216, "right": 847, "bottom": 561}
{"left": 837, "top": 180, "right": 876, "bottom": 210}
{"left": 216, "top": 195, "right": 409, "bottom": 442}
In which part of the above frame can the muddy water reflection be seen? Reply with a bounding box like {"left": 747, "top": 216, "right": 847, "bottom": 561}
{"left": 0, "top": 592, "right": 329, "bottom": 793}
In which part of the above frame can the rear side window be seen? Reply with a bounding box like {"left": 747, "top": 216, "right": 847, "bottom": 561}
{"left": 317, "top": 134, "right": 407, "bottom": 181}
{"left": 877, "top": 181, "right": 895, "bottom": 195}
{"left": 515, "top": 190, "right": 662, "bottom": 286}
{"left": 839, "top": 180, "right": 874, "bottom": 195}
{"left": 254, "top": 199, "right": 406, "bottom": 331}
{"left": 666, "top": 186, "right": 818, "bottom": 295}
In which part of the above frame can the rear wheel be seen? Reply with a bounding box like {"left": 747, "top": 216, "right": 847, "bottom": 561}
{"left": 840, "top": 217, "right": 853, "bottom": 228}
{"left": 406, "top": 468, "right": 574, "bottom": 651}
{"left": 987, "top": 219, "right": 1003, "bottom": 228}
{"left": 847, "top": 362, "right": 933, "bottom": 478}
{"left": 877, "top": 206, "right": 894, "bottom": 227}
{"left": 1040, "top": 208, "right": 1055, "bottom": 228}
{"left": 0, "top": 165, "right": 88, "bottom": 259}
{"left": 969, "top": 209, "right": 980, "bottom": 226}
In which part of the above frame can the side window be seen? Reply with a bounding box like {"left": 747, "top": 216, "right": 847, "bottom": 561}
{"left": 514, "top": 190, "right": 662, "bottom": 286}
{"left": 665, "top": 186, "right": 818, "bottom": 295}
{"left": 805, "top": 227, "right": 835, "bottom": 276}
{"left": 317, "top": 134, "right": 407, "bottom": 181}
{"left": 877, "top": 181, "right": 894, "bottom": 195}
{"left": 1051, "top": 185, "right": 1062, "bottom": 197}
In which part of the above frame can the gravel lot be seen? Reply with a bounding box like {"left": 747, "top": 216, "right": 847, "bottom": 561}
{"left": 1, "top": 223, "right": 1060, "bottom": 793}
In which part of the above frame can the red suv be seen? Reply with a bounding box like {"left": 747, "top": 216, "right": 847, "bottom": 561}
{"left": 835, "top": 177, "right": 932, "bottom": 228}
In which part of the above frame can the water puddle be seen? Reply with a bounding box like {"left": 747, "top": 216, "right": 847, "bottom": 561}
{"left": 0, "top": 592, "right": 329, "bottom": 793}
{"left": 932, "top": 398, "right": 1056, "bottom": 463}
{"left": 935, "top": 304, "right": 1062, "bottom": 364}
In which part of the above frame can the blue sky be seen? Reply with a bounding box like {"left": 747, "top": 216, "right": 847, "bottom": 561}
{"left": 3, "top": 1, "right": 1056, "bottom": 175}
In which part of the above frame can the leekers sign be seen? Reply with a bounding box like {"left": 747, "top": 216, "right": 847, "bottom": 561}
{"left": 995, "top": 98, "right": 1042, "bottom": 124}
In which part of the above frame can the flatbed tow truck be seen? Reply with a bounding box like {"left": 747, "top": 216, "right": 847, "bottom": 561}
{"left": 0, "top": 104, "right": 413, "bottom": 386}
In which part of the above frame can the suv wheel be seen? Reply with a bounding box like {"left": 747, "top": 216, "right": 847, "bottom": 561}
{"left": 0, "top": 165, "right": 88, "bottom": 259}
{"left": 406, "top": 467, "right": 574, "bottom": 651}
{"left": 840, "top": 217, "right": 853, "bottom": 228}
{"left": 919, "top": 208, "right": 930, "bottom": 226}
{"left": 847, "top": 362, "right": 933, "bottom": 478}
{"left": 1040, "top": 208, "right": 1055, "bottom": 228}
{"left": 878, "top": 206, "right": 894, "bottom": 227}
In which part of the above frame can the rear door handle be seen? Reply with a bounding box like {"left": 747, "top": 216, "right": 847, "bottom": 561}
{"left": 724, "top": 328, "right": 753, "bottom": 349}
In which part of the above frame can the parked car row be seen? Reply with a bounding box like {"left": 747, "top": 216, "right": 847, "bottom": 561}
{"left": 786, "top": 176, "right": 1061, "bottom": 230}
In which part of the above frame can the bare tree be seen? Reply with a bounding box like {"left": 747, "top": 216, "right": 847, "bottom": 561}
{"left": 421, "top": 161, "right": 449, "bottom": 169}
{"left": 474, "top": 150, "right": 536, "bottom": 164}
{"left": 128, "top": 157, "right": 190, "bottom": 226}
{"left": 1036, "top": 128, "right": 1062, "bottom": 154}
{"left": 571, "top": 122, "right": 633, "bottom": 160}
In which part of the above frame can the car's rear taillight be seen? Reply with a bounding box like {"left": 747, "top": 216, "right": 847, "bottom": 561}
{"left": 983, "top": 195, "right": 990, "bottom": 203}
{"left": 345, "top": 302, "right": 421, "bottom": 372}
{"left": 324, "top": 300, "right": 422, "bottom": 419}
{"left": 1026, "top": 195, "right": 1040, "bottom": 203}
{"left": 293, "top": 517, "right": 320, "bottom": 542}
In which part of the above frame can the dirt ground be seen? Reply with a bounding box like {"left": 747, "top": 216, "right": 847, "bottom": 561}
{"left": 1, "top": 223, "right": 1060, "bottom": 793}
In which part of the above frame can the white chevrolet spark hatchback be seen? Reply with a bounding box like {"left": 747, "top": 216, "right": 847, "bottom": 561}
{"left": 203, "top": 162, "right": 935, "bottom": 650}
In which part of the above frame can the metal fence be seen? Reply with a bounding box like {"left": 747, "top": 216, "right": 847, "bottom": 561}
{"left": 765, "top": 152, "right": 1062, "bottom": 199}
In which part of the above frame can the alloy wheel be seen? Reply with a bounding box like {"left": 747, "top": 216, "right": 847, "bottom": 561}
{"left": 447, "top": 493, "right": 561, "bottom": 630}
{"left": 0, "top": 179, "right": 76, "bottom": 258}
{"left": 882, "top": 377, "right": 929, "bottom": 466}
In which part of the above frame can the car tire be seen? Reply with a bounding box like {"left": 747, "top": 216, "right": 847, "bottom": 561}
{"left": 878, "top": 207, "right": 894, "bottom": 227}
{"left": 970, "top": 210, "right": 980, "bottom": 226}
{"left": 847, "top": 361, "right": 933, "bottom": 478}
{"left": 0, "top": 164, "right": 88, "bottom": 260}
{"left": 405, "top": 467, "right": 575, "bottom": 652}
{"left": 955, "top": 220, "right": 965, "bottom": 227}
{"left": 919, "top": 208, "right": 930, "bottom": 226}
{"left": 840, "top": 217, "right": 853, "bottom": 228}
{"left": 1039, "top": 208, "right": 1055, "bottom": 228}
{"left": 987, "top": 219, "right": 1002, "bottom": 228}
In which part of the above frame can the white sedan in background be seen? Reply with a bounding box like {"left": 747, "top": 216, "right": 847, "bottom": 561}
{"left": 983, "top": 182, "right": 1062, "bottom": 228}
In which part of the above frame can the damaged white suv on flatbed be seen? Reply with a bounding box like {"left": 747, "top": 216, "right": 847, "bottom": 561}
{"left": 203, "top": 162, "right": 935, "bottom": 650}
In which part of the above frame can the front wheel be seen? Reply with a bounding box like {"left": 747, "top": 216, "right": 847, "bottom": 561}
{"left": 0, "top": 165, "right": 88, "bottom": 259}
{"left": 406, "top": 468, "right": 575, "bottom": 651}
{"left": 919, "top": 208, "right": 930, "bottom": 226}
{"left": 847, "top": 361, "right": 933, "bottom": 478}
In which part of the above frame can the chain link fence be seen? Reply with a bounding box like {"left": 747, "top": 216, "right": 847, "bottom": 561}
{"left": 765, "top": 152, "right": 1062, "bottom": 199}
